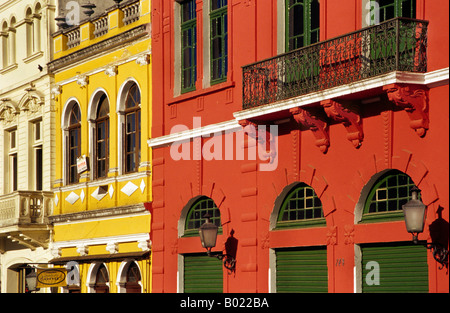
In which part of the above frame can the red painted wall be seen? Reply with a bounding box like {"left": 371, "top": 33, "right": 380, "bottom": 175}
{"left": 150, "top": 0, "right": 449, "bottom": 293}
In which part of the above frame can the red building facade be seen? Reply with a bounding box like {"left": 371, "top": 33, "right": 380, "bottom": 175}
{"left": 149, "top": 0, "right": 449, "bottom": 293}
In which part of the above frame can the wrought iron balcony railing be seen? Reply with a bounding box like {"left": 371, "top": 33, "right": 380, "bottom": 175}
{"left": 242, "top": 18, "right": 428, "bottom": 110}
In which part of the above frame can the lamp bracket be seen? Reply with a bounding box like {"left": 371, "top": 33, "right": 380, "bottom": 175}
{"left": 206, "top": 250, "right": 236, "bottom": 274}
{"left": 425, "top": 242, "right": 448, "bottom": 269}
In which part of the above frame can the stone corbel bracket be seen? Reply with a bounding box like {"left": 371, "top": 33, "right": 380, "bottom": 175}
{"left": 321, "top": 99, "right": 364, "bottom": 149}
{"left": 76, "top": 74, "right": 89, "bottom": 87}
{"left": 105, "top": 65, "right": 118, "bottom": 77}
{"left": 383, "top": 83, "right": 429, "bottom": 137}
{"left": 290, "top": 107, "right": 330, "bottom": 154}
{"left": 237, "top": 119, "right": 278, "bottom": 161}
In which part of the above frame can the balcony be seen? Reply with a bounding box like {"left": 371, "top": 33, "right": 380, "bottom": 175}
{"left": 242, "top": 18, "right": 428, "bottom": 110}
{"left": 0, "top": 191, "right": 53, "bottom": 250}
{"left": 0, "top": 191, "right": 53, "bottom": 229}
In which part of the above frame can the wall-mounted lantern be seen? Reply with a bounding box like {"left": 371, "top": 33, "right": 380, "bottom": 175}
{"left": 403, "top": 187, "right": 448, "bottom": 268}
{"left": 25, "top": 270, "right": 37, "bottom": 293}
{"left": 199, "top": 214, "right": 236, "bottom": 273}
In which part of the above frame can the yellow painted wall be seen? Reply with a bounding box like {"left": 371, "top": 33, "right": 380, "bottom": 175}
{"left": 53, "top": 34, "right": 152, "bottom": 215}
{"left": 51, "top": 1, "right": 153, "bottom": 293}
{"left": 54, "top": 214, "right": 150, "bottom": 242}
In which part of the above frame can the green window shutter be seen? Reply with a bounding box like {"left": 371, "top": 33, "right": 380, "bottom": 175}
{"left": 361, "top": 243, "right": 428, "bottom": 293}
{"left": 184, "top": 254, "right": 223, "bottom": 293}
{"left": 276, "top": 247, "right": 328, "bottom": 293}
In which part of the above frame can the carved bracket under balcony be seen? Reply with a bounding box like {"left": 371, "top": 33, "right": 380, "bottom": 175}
{"left": 7, "top": 232, "right": 49, "bottom": 250}
{"left": 238, "top": 119, "right": 278, "bottom": 161}
{"left": 290, "top": 107, "right": 330, "bottom": 154}
{"left": 321, "top": 99, "right": 364, "bottom": 149}
{"left": 383, "top": 83, "right": 429, "bottom": 137}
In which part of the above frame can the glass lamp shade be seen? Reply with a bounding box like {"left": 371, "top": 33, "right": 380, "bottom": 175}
{"left": 26, "top": 271, "right": 37, "bottom": 292}
{"left": 402, "top": 187, "right": 426, "bottom": 234}
{"left": 199, "top": 220, "right": 218, "bottom": 249}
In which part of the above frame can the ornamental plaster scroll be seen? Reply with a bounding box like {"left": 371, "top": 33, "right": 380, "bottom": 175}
{"left": 138, "top": 239, "right": 151, "bottom": 252}
{"left": 76, "top": 244, "right": 89, "bottom": 256}
{"left": 0, "top": 99, "right": 19, "bottom": 123}
{"left": 105, "top": 65, "right": 118, "bottom": 77}
{"left": 383, "top": 83, "right": 429, "bottom": 137}
{"left": 321, "top": 99, "right": 364, "bottom": 149}
{"left": 136, "top": 54, "right": 150, "bottom": 66}
{"left": 76, "top": 74, "right": 89, "bottom": 87}
{"left": 290, "top": 107, "right": 330, "bottom": 154}
{"left": 51, "top": 84, "right": 61, "bottom": 100}
{"left": 18, "top": 88, "right": 45, "bottom": 114}
{"left": 106, "top": 242, "right": 119, "bottom": 254}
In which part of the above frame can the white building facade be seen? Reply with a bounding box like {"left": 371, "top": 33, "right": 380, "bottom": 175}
{"left": 0, "top": 0, "right": 56, "bottom": 293}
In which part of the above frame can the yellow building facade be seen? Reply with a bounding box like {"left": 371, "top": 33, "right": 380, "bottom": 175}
{"left": 48, "top": 0, "right": 152, "bottom": 293}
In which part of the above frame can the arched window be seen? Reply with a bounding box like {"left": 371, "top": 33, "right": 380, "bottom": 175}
{"left": 125, "top": 262, "right": 142, "bottom": 293}
{"left": 124, "top": 83, "right": 141, "bottom": 173}
{"left": 9, "top": 17, "right": 16, "bottom": 65}
{"left": 1, "top": 21, "right": 9, "bottom": 68}
{"left": 68, "top": 104, "right": 81, "bottom": 184}
{"left": 362, "top": 170, "right": 419, "bottom": 223}
{"left": 33, "top": 3, "right": 42, "bottom": 53}
{"left": 276, "top": 183, "right": 325, "bottom": 229}
{"left": 94, "top": 264, "right": 109, "bottom": 293}
{"left": 26, "top": 8, "right": 33, "bottom": 56}
{"left": 184, "top": 197, "right": 221, "bottom": 236}
{"left": 95, "top": 94, "right": 109, "bottom": 179}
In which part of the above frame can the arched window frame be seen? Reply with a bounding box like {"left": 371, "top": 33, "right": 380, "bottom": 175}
{"left": 25, "top": 7, "right": 33, "bottom": 56}
{"left": 361, "top": 169, "right": 420, "bottom": 223}
{"left": 67, "top": 104, "right": 81, "bottom": 184}
{"left": 1, "top": 21, "right": 9, "bottom": 68}
{"left": 273, "top": 182, "right": 325, "bottom": 230}
{"left": 89, "top": 92, "right": 110, "bottom": 180}
{"left": 61, "top": 99, "right": 82, "bottom": 185}
{"left": 8, "top": 17, "right": 16, "bottom": 65}
{"left": 33, "top": 3, "right": 42, "bottom": 53}
{"left": 183, "top": 196, "right": 222, "bottom": 237}
{"left": 87, "top": 263, "right": 110, "bottom": 293}
{"left": 118, "top": 81, "right": 141, "bottom": 174}
{"left": 117, "top": 260, "right": 142, "bottom": 293}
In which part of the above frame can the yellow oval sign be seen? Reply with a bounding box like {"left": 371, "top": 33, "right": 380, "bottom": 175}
{"left": 36, "top": 268, "right": 67, "bottom": 288}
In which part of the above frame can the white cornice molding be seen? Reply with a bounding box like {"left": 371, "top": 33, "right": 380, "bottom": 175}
{"left": 50, "top": 233, "right": 150, "bottom": 250}
{"left": 147, "top": 68, "right": 449, "bottom": 149}
{"left": 53, "top": 50, "right": 151, "bottom": 87}
{"left": 147, "top": 119, "right": 242, "bottom": 148}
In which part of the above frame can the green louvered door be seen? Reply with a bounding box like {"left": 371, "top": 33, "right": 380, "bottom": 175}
{"left": 184, "top": 254, "right": 223, "bottom": 293}
{"left": 276, "top": 246, "right": 328, "bottom": 293}
{"left": 361, "top": 242, "right": 429, "bottom": 293}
